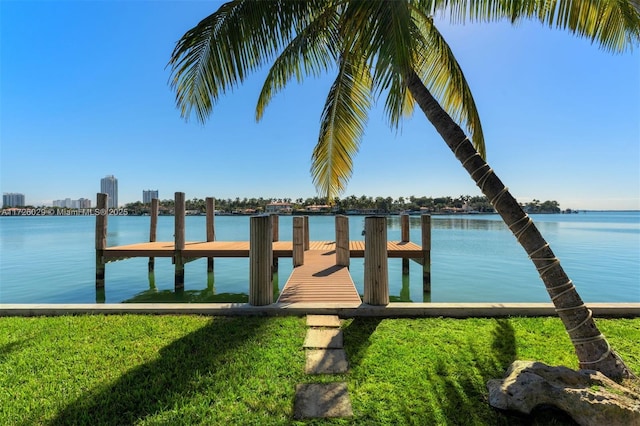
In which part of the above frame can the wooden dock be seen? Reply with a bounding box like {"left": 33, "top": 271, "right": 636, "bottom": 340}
{"left": 103, "top": 240, "right": 423, "bottom": 261}
{"left": 95, "top": 192, "right": 431, "bottom": 306}
{"left": 277, "top": 250, "right": 360, "bottom": 304}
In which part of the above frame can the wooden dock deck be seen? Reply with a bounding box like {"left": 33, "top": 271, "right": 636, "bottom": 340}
{"left": 277, "top": 249, "right": 361, "bottom": 304}
{"left": 103, "top": 240, "right": 423, "bottom": 261}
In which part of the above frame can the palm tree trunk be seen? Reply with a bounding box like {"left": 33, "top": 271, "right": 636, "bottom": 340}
{"left": 406, "top": 70, "right": 632, "bottom": 380}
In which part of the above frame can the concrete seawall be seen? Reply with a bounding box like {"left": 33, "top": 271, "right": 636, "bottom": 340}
{"left": 2, "top": 302, "right": 639, "bottom": 318}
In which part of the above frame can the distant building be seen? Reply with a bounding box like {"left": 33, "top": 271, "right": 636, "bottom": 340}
{"left": 53, "top": 197, "right": 92, "bottom": 208}
{"left": 100, "top": 175, "right": 118, "bottom": 208}
{"left": 3, "top": 193, "right": 25, "bottom": 207}
{"left": 143, "top": 190, "right": 159, "bottom": 204}
{"left": 265, "top": 202, "right": 293, "bottom": 214}
{"left": 305, "top": 204, "right": 332, "bottom": 213}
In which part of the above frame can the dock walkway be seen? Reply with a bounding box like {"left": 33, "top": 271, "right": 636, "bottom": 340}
{"left": 277, "top": 249, "right": 361, "bottom": 304}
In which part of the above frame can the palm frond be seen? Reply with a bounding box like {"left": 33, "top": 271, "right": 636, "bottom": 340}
{"left": 256, "top": 5, "right": 341, "bottom": 121}
{"left": 311, "top": 55, "right": 372, "bottom": 199}
{"left": 430, "top": 0, "right": 640, "bottom": 52}
{"left": 411, "top": 5, "right": 486, "bottom": 158}
{"left": 346, "top": 0, "right": 421, "bottom": 127}
{"left": 168, "top": 1, "right": 320, "bottom": 123}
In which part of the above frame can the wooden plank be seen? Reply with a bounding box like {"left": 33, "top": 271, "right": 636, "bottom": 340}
{"left": 278, "top": 250, "right": 361, "bottom": 304}
{"left": 104, "top": 242, "right": 175, "bottom": 258}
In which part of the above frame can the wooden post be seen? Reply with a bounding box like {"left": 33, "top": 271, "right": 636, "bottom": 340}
{"left": 401, "top": 213, "right": 410, "bottom": 274}
{"left": 303, "top": 215, "right": 310, "bottom": 251}
{"left": 293, "top": 216, "right": 305, "bottom": 267}
{"left": 249, "top": 215, "right": 273, "bottom": 305}
{"left": 335, "top": 215, "right": 350, "bottom": 267}
{"left": 95, "top": 193, "right": 108, "bottom": 288}
{"left": 206, "top": 197, "right": 215, "bottom": 273}
{"left": 422, "top": 214, "right": 432, "bottom": 293}
{"left": 174, "top": 192, "right": 186, "bottom": 289}
{"left": 364, "top": 216, "right": 389, "bottom": 305}
{"left": 271, "top": 214, "right": 279, "bottom": 272}
{"left": 148, "top": 198, "right": 159, "bottom": 272}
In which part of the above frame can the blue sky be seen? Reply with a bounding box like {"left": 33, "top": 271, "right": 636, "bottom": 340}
{"left": 1, "top": 1, "right": 638, "bottom": 210}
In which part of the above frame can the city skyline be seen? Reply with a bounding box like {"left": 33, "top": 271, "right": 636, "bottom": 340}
{"left": 1, "top": 2, "right": 638, "bottom": 210}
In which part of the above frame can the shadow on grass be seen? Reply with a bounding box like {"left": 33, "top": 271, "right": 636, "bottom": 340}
{"left": 433, "top": 318, "right": 519, "bottom": 425}
{"left": 491, "top": 318, "right": 517, "bottom": 369}
{"left": 48, "top": 316, "right": 270, "bottom": 426}
{"left": 341, "top": 317, "right": 382, "bottom": 367}
{"left": 342, "top": 317, "right": 564, "bottom": 424}
{"left": 0, "top": 339, "right": 28, "bottom": 363}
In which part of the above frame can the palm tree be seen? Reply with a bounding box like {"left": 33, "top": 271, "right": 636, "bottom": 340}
{"left": 168, "top": 0, "right": 639, "bottom": 379}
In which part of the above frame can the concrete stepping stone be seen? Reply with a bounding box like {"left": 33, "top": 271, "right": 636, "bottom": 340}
{"left": 303, "top": 328, "right": 343, "bottom": 349}
{"left": 306, "top": 314, "right": 341, "bottom": 328}
{"left": 306, "top": 349, "right": 349, "bottom": 374}
{"left": 294, "top": 383, "right": 353, "bottom": 419}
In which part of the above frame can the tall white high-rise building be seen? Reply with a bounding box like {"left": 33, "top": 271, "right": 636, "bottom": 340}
{"left": 3, "top": 193, "right": 25, "bottom": 207}
{"left": 100, "top": 175, "right": 118, "bottom": 208}
{"left": 143, "top": 190, "right": 159, "bottom": 204}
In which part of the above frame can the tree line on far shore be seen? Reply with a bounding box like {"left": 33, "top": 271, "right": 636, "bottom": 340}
{"left": 121, "top": 195, "right": 564, "bottom": 215}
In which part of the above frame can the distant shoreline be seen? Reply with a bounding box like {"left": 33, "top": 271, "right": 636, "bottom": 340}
{"left": 2, "top": 209, "right": 638, "bottom": 218}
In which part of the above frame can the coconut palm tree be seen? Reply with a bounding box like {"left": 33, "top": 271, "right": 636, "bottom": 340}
{"left": 168, "top": 0, "right": 639, "bottom": 379}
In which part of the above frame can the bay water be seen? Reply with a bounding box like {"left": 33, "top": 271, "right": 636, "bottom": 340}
{"left": 1, "top": 212, "right": 638, "bottom": 304}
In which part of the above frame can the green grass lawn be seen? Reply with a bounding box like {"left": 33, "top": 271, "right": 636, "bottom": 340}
{"left": 0, "top": 315, "right": 638, "bottom": 425}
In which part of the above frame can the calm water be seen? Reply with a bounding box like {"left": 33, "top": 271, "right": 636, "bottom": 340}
{"left": 1, "top": 212, "right": 638, "bottom": 304}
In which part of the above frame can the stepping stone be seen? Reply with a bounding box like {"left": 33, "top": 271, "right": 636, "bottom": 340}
{"left": 306, "top": 349, "right": 349, "bottom": 374}
{"left": 294, "top": 383, "right": 353, "bottom": 419}
{"left": 306, "top": 315, "right": 341, "bottom": 328}
{"left": 303, "top": 328, "right": 343, "bottom": 349}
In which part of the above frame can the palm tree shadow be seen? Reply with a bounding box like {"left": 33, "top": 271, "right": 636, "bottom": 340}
{"left": 0, "top": 339, "right": 28, "bottom": 364}
{"left": 432, "top": 318, "right": 522, "bottom": 425}
{"left": 434, "top": 318, "right": 576, "bottom": 425}
{"left": 491, "top": 318, "right": 517, "bottom": 369}
{"left": 341, "top": 317, "right": 382, "bottom": 367}
{"left": 49, "top": 316, "right": 270, "bottom": 426}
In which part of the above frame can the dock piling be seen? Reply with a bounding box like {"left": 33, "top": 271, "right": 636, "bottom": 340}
{"left": 364, "top": 216, "right": 389, "bottom": 305}
{"left": 293, "top": 216, "right": 305, "bottom": 267}
{"left": 206, "top": 197, "right": 215, "bottom": 273}
{"left": 335, "top": 215, "right": 350, "bottom": 267}
{"left": 95, "top": 193, "right": 108, "bottom": 288}
{"left": 271, "top": 214, "right": 279, "bottom": 272}
{"left": 148, "top": 198, "right": 159, "bottom": 272}
{"left": 422, "top": 214, "right": 432, "bottom": 293}
{"left": 174, "top": 192, "right": 186, "bottom": 289}
{"left": 303, "top": 216, "right": 310, "bottom": 251}
{"left": 401, "top": 214, "right": 410, "bottom": 274}
{"left": 249, "top": 215, "right": 273, "bottom": 305}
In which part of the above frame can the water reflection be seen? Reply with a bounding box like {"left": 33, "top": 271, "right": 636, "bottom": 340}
{"left": 113, "top": 269, "right": 281, "bottom": 304}
{"left": 400, "top": 273, "right": 411, "bottom": 302}
{"left": 148, "top": 272, "right": 157, "bottom": 290}
{"left": 95, "top": 287, "right": 105, "bottom": 304}
{"left": 122, "top": 288, "right": 249, "bottom": 303}
{"left": 207, "top": 271, "right": 214, "bottom": 289}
